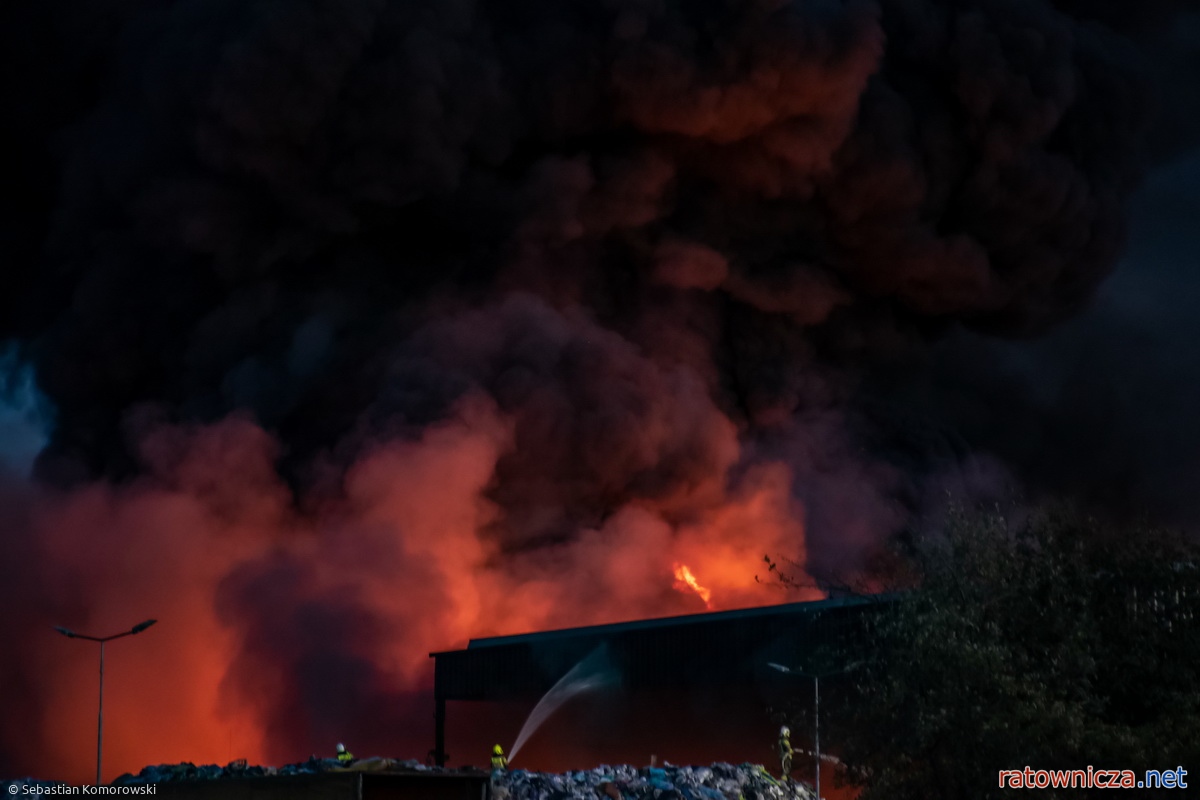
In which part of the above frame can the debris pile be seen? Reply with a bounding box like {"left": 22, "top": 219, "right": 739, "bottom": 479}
{"left": 4, "top": 761, "right": 818, "bottom": 800}
{"left": 496, "top": 764, "right": 816, "bottom": 800}
{"left": 109, "top": 756, "right": 443, "bottom": 784}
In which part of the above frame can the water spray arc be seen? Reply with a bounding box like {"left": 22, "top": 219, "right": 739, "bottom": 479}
{"left": 508, "top": 646, "right": 619, "bottom": 765}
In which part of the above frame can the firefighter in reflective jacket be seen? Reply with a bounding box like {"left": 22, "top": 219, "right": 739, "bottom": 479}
{"left": 778, "top": 726, "right": 793, "bottom": 777}
{"left": 336, "top": 743, "right": 354, "bottom": 764}
{"left": 491, "top": 744, "right": 508, "bottom": 770}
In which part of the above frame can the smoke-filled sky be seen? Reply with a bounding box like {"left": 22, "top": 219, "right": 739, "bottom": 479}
{"left": 2, "top": 0, "right": 1199, "bottom": 784}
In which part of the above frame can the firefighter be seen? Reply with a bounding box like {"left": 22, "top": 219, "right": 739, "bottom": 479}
{"left": 491, "top": 744, "right": 508, "bottom": 770}
{"left": 778, "top": 726, "right": 793, "bottom": 777}
{"left": 336, "top": 743, "right": 355, "bottom": 764}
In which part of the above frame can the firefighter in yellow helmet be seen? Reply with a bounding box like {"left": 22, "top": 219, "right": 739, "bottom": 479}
{"left": 778, "top": 726, "right": 793, "bottom": 777}
{"left": 491, "top": 744, "right": 508, "bottom": 770}
{"left": 336, "top": 743, "right": 355, "bottom": 764}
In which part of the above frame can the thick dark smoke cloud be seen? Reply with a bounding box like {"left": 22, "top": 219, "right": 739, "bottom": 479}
{"left": 870, "top": 150, "right": 1200, "bottom": 529}
{"left": 1, "top": 0, "right": 1195, "bottom": 781}
{"left": 1, "top": 0, "right": 1153, "bottom": 479}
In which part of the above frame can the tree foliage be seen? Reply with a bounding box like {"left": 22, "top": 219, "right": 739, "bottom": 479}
{"left": 822, "top": 506, "right": 1200, "bottom": 800}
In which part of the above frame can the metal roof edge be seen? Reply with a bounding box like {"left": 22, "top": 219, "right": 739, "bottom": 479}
{"left": 428, "top": 592, "right": 896, "bottom": 657}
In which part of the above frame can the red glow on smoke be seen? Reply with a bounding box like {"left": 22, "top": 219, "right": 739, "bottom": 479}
{"left": 4, "top": 408, "right": 822, "bottom": 784}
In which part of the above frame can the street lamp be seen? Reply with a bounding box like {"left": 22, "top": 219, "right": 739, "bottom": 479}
{"left": 768, "top": 660, "right": 860, "bottom": 800}
{"left": 54, "top": 619, "right": 158, "bottom": 785}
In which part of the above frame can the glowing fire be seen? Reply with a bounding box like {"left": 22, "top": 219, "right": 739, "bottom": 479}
{"left": 14, "top": 413, "right": 822, "bottom": 782}
{"left": 673, "top": 563, "right": 713, "bottom": 609}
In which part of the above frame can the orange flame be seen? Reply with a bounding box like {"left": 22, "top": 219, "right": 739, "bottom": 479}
{"left": 672, "top": 563, "right": 713, "bottom": 609}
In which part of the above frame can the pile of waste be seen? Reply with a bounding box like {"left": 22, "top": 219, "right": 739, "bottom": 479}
{"left": 0, "top": 758, "right": 443, "bottom": 794}
{"left": 111, "top": 755, "right": 445, "bottom": 783}
{"left": 4, "top": 761, "right": 818, "bottom": 800}
{"left": 495, "top": 763, "right": 817, "bottom": 800}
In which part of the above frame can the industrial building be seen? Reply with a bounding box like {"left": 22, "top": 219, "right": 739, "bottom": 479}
{"left": 429, "top": 595, "right": 882, "bottom": 768}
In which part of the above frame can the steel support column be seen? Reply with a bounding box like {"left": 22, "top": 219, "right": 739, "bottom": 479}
{"left": 433, "top": 693, "right": 447, "bottom": 767}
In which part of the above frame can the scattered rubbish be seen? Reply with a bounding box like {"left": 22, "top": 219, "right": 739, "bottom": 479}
{"left": 3, "top": 760, "right": 819, "bottom": 800}
{"left": 493, "top": 763, "right": 817, "bottom": 800}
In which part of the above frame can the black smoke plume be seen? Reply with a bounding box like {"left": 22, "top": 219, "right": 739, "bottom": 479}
{"left": 1, "top": 0, "right": 1195, "bottom": 782}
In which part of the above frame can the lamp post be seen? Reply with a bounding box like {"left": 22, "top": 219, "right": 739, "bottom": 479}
{"left": 54, "top": 619, "right": 158, "bottom": 786}
{"left": 768, "top": 660, "right": 860, "bottom": 800}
